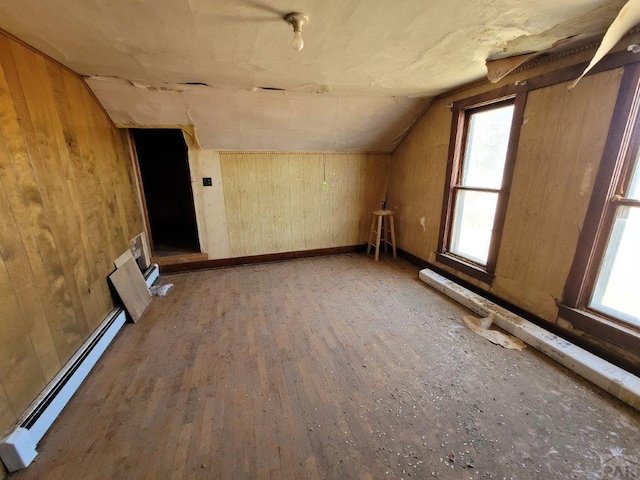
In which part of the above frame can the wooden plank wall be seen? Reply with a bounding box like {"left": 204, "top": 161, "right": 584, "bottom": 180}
{"left": 184, "top": 147, "right": 231, "bottom": 260}
{"left": 387, "top": 51, "right": 623, "bottom": 324}
{"left": 493, "top": 70, "right": 622, "bottom": 320}
{"left": 0, "top": 31, "right": 143, "bottom": 434}
{"left": 220, "top": 153, "right": 389, "bottom": 257}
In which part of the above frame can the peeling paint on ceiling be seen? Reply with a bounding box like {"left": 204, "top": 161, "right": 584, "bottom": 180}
{"left": 489, "top": 1, "right": 627, "bottom": 60}
{"left": 0, "top": 0, "right": 626, "bottom": 152}
{"left": 87, "top": 76, "right": 428, "bottom": 152}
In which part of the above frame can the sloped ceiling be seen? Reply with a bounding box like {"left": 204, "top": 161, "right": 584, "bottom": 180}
{"left": 0, "top": 0, "right": 627, "bottom": 152}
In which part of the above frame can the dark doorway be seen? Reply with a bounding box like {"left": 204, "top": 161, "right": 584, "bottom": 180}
{"left": 132, "top": 128, "right": 200, "bottom": 257}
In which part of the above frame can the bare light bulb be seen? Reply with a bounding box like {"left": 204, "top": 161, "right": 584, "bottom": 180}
{"left": 292, "top": 30, "right": 304, "bottom": 51}
{"left": 285, "top": 12, "right": 308, "bottom": 52}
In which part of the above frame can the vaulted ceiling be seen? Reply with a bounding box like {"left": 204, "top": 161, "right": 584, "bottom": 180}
{"left": 0, "top": 0, "right": 627, "bottom": 152}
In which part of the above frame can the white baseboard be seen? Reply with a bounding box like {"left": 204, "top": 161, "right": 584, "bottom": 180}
{"left": 0, "top": 263, "right": 159, "bottom": 472}
{"left": 419, "top": 267, "right": 640, "bottom": 412}
{"left": 0, "top": 309, "right": 127, "bottom": 472}
{"left": 144, "top": 263, "right": 159, "bottom": 287}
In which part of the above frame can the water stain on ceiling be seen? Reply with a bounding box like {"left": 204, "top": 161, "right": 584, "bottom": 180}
{"left": 0, "top": 0, "right": 628, "bottom": 152}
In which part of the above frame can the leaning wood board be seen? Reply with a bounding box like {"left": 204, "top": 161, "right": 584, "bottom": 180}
{"left": 114, "top": 249, "right": 135, "bottom": 269}
{"left": 109, "top": 258, "right": 151, "bottom": 322}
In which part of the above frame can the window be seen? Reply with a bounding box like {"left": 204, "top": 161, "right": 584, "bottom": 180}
{"left": 438, "top": 94, "right": 526, "bottom": 283}
{"left": 590, "top": 159, "right": 640, "bottom": 326}
{"left": 561, "top": 64, "right": 640, "bottom": 351}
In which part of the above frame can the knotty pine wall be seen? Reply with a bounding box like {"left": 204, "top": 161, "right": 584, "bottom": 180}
{"left": 387, "top": 49, "right": 628, "bottom": 353}
{"left": 0, "top": 32, "right": 143, "bottom": 433}
{"left": 219, "top": 153, "right": 389, "bottom": 257}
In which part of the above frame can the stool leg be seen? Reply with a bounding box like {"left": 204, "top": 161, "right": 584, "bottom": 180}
{"left": 367, "top": 214, "right": 376, "bottom": 255}
{"left": 375, "top": 215, "right": 383, "bottom": 261}
{"left": 383, "top": 216, "right": 389, "bottom": 253}
{"left": 389, "top": 215, "right": 397, "bottom": 259}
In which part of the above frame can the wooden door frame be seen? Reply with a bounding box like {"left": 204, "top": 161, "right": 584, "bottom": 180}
{"left": 126, "top": 129, "right": 156, "bottom": 258}
{"left": 126, "top": 127, "right": 202, "bottom": 258}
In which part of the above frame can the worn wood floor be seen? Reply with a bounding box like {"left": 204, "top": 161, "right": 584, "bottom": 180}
{"left": 12, "top": 254, "right": 640, "bottom": 479}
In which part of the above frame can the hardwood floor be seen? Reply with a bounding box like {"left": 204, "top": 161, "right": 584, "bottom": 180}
{"left": 12, "top": 254, "right": 640, "bottom": 479}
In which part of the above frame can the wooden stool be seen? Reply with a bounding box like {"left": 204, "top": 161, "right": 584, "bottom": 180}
{"left": 367, "top": 210, "right": 397, "bottom": 261}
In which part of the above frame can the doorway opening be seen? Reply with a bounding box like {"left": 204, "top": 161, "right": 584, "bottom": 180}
{"left": 132, "top": 128, "right": 200, "bottom": 257}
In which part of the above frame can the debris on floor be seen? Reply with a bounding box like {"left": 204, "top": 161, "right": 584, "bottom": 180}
{"left": 462, "top": 315, "right": 526, "bottom": 350}
{"left": 15, "top": 255, "right": 640, "bottom": 480}
{"left": 150, "top": 283, "right": 173, "bottom": 297}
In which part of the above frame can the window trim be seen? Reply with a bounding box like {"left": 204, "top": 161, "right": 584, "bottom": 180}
{"left": 437, "top": 91, "right": 527, "bottom": 284}
{"left": 561, "top": 63, "right": 640, "bottom": 350}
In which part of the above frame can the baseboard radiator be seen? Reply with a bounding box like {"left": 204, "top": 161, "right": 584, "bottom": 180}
{"left": 0, "top": 263, "right": 159, "bottom": 472}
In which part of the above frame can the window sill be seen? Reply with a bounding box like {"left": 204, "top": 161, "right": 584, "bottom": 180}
{"left": 435, "top": 252, "right": 494, "bottom": 285}
{"left": 557, "top": 304, "right": 640, "bottom": 354}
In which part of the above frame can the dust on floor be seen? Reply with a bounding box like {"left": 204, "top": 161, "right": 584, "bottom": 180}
{"left": 13, "top": 254, "right": 640, "bottom": 480}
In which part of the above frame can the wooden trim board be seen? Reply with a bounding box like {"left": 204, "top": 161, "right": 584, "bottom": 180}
{"left": 160, "top": 245, "right": 367, "bottom": 274}
{"left": 153, "top": 252, "right": 209, "bottom": 267}
{"left": 396, "top": 248, "right": 640, "bottom": 376}
{"left": 419, "top": 268, "right": 640, "bottom": 411}
{"left": 131, "top": 232, "right": 151, "bottom": 270}
{"left": 108, "top": 258, "right": 151, "bottom": 322}
{"left": 113, "top": 249, "right": 135, "bottom": 269}
{"left": 437, "top": 48, "right": 640, "bottom": 110}
{"left": 562, "top": 64, "right": 640, "bottom": 307}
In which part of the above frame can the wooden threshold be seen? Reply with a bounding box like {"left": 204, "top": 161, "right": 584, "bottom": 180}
{"left": 159, "top": 244, "right": 367, "bottom": 274}
{"left": 152, "top": 252, "right": 209, "bottom": 267}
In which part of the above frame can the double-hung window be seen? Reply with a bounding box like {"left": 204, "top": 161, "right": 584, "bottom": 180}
{"left": 589, "top": 160, "right": 640, "bottom": 326}
{"left": 561, "top": 64, "right": 640, "bottom": 351}
{"left": 438, "top": 93, "right": 526, "bottom": 283}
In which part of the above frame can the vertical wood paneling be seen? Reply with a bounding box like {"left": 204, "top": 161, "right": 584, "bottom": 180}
{"left": 0, "top": 162, "right": 60, "bottom": 381}
{"left": 361, "top": 154, "right": 389, "bottom": 241}
{"left": 11, "top": 42, "right": 91, "bottom": 342}
{"left": 493, "top": 69, "right": 623, "bottom": 320}
{"left": 0, "top": 383, "right": 14, "bottom": 439}
{"left": 220, "top": 153, "right": 388, "bottom": 257}
{"left": 387, "top": 101, "right": 451, "bottom": 261}
{"left": 387, "top": 59, "right": 625, "bottom": 324}
{"left": 185, "top": 147, "right": 231, "bottom": 260}
{"left": 0, "top": 222, "right": 46, "bottom": 415}
{"left": 0, "top": 31, "right": 143, "bottom": 433}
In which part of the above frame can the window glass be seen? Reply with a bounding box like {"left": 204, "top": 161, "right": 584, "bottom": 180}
{"left": 450, "top": 191, "right": 498, "bottom": 265}
{"left": 461, "top": 105, "right": 515, "bottom": 189}
{"left": 590, "top": 206, "right": 640, "bottom": 326}
{"left": 627, "top": 158, "right": 640, "bottom": 200}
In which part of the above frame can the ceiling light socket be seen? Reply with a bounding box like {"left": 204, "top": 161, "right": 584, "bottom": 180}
{"left": 285, "top": 12, "right": 308, "bottom": 32}
{"left": 285, "top": 12, "right": 309, "bottom": 51}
